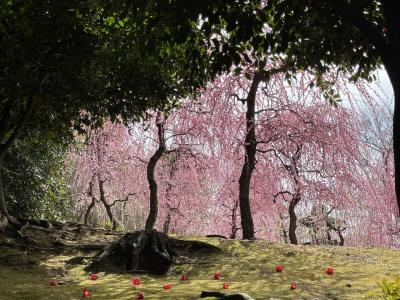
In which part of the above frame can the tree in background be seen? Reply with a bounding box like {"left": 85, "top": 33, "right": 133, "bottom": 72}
{"left": 67, "top": 71, "right": 397, "bottom": 247}
{"left": 268, "top": 0, "right": 400, "bottom": 215}
{"left": 71, "top": 122, "right": 141, "bottom": 230}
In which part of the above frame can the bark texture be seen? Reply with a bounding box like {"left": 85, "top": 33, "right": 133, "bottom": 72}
{"left": 145, "top": 117, "right": 166, "bottom": 230}
{"left": 238, "top": 69, "right": 264, "bottom": 240}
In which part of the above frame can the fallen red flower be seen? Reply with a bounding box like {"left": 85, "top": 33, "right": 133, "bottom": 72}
{"left": 325, "top": 266, "right": 334, "bottom": 275}
{"left": 131, "top": 278, "right": 141, "bottom": 286}
{"left": 90, "top": 273, "right": 98, "bottom": 280}
{"left": 180, "top": 274, "right": 189, "bottom": 281}
{"left": 50, "top": 279, "right": 57, "bottom": 286}
{"left": 136, "top": 292, "right": 145, "bottom": 299}
{"left": 163, "top": 284, "right": 172, "bottom": 289}
{"left": 290, "top": 281, "right": 297, "bottom": 290}
{"left": 213, "top": 272, "right": 221, "bottom": 280}
{"left": 82, "top": 288, "right": 92, "bottom": 297}
{"left": 222, "top": 282, "right": 229, "bottom": 289}
{"left": 275, "top": 265, "right": 284, "bottom": 272}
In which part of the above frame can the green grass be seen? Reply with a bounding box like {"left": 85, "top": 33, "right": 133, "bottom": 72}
{"left": 0, "top": 237, "right": 399, "bottom": 299}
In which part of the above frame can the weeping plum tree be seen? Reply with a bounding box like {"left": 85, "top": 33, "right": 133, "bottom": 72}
{"left": 268, "top": 0, "right": 400, "bottom": 215}
{"left": 67, "top": 72, "right": 397, "bottom": 247}
{"left": 264, "top": 104, "right": 360, "bottom": 244}
{"left": 71, "top": 123, "right": 138, "bottom": 230}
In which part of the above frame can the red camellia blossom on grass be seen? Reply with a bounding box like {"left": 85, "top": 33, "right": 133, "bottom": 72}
{"left": 213, "top": 272, "right": 221, "bottom": 280}
{"left": 163, "top": 284, "right": 172, "bottom": 289}
{"left": 290, "top": 281, "right": 297, "bottom": 290}
{"left": 222, "top": 282, "right": 229, "bottom": 289}
{"left": 50, "top": 279, "right": 57, "bottom": 286}
{"left": 136, "top": 292, "right": 145, "bottom": 299}
{"left": 325, "top": 266, "right": 334, "bottom": 275}
{"left": 275, "top": 265, "right": 284, "bottom": 272}
{"left": 90, "top": 273, "right": 98, "bottom": 280}
{"left": 180, "top": 274, "right": 189, "bottom": 281}
{"left": 131, "top": 278, "right": 141, "bottom": 286}
{"left": 82, "top": 288, "right": 92, "bottom": 297}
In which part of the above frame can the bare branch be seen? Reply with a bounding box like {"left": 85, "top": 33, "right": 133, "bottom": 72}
{"left": 110, "top": 192, "right": 136, "bottom": 207}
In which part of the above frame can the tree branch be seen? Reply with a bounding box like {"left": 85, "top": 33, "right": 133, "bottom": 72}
{"left": 110, "top": 192, "right": 136, "bottom": 207}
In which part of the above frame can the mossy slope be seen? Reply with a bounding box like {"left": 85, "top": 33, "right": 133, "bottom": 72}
{"left": 0, "top": 237, "right": 398, "bottom": 299}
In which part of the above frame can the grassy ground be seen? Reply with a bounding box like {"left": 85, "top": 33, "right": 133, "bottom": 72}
{"left": 0, "top": 237, "right": 398, "bottom": 299}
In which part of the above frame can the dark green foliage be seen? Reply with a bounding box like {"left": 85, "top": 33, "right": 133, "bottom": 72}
{"left": 2, "top": 135, "right": 73, "bottom": 220}
{"left": 268, "top": 0, "right": 383, "bottom": 81}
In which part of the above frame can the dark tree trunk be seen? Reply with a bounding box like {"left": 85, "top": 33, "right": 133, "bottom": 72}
{"left": 98, "top": 178, "right": 118, "bottom": 231}
{"left": 84, "top": 176, "right": 97, "bottom": 226}
{"left": 145, "top": 118, "right": 166, "bottom": 230}
{"left": 84, "top": 198, "right": 96, "bottom": 226}
{"left": 338, "top": 230, "right": 345, "bottom": 246}
{"left": 288, "top": 195, "right": 300, "bottom": 245}
{"left": 238, "top": 70, "right": 263, "bottom": 240}
{"left": 383, "top": 60, "right": 400, "bottom": 217}
{"left": 382, "top": 3, "right": 400, "bottom": 217}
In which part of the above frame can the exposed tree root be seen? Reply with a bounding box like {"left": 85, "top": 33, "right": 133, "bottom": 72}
{"left": 87, "top": 230, "right": 221, "bottom": 275}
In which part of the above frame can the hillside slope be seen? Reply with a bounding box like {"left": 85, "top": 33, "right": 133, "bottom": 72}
{"left": 0, "top": 235, "right": 398, "bottom": 299}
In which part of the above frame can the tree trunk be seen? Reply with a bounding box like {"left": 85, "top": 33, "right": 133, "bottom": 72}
{"left": 380, "top": 54, "right": 400, "bottom": 217}
{"left": 84, "top": 176, "right": 97, "bottom": 226}
{"left": 238, "top": 70, "right": 263, "bottom": 240}
{"left": 163, "top": 211, "right": 171, "bottom": 234}
{"left": 389, "top": 71, "right": 400, "bottom": 217}
{"left": 288, "top": 195, "right": 300, "bottom": 245}
{"left": 337, "top": 229, "right": 345, "bottom": 246}
{"left": 229, "top": 200, "right": 239, "bottom": 239}
{"left": 145, "top": 118, "right": 166, "bottom": 230}
{"left": 279, "top": 214, "right": 289, "bottom": 244}
{"left": 84, "top": 198, "right": 96, "bottom": 226}
{"left": 98, "top": 178, "right": 118, "bottom": 230}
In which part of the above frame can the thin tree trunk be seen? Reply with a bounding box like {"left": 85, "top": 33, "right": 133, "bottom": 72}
{"left": 288, "top": 193, "right": 300, "bottom": 245}
{"left": 279, "top": 214, "right": 289, "bottom": 244}
{"left": 84, "top": 175, "right": 97, "bottom": 226}
{"left": 84, "top": 198, "right": 96, "bottom": 226}
{"left": 229, "top": 200, "right": 239, "bottom": 239}
{"left": 145, "top": 117, "right": 166, "bottom": 230}
{"left": 163, "top": 212, "right": 171, "bottom": 234}
{"left": 238, "top": 69, "right": 264, "bottom": 240}
{"left": 337, "top": 230, "right": 345, "bottom": 246}
{"left": 98, "top": 178, "right": 118, "bottom": 230}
